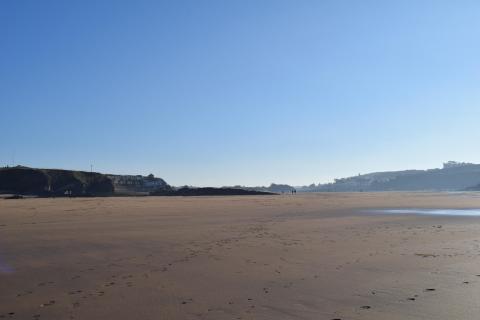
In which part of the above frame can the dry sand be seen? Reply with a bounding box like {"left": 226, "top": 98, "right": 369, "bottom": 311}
{"left": 2, "top": 192, "right": 480, "bottom": 319}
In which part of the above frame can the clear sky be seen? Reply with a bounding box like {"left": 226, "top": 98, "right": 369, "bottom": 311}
{"left": 2, "top": 1, "right": 480, "bottom": 187}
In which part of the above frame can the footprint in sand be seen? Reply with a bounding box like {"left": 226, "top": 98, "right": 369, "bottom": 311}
{"left": 17, "top": 290, "right": 33, "bottom": 297}
{"left": 181, "top": 298, "right": 194, "bottom": 305}
{"left": 37, "top": 282, "right": 54, "bottom": 287}
{"left": 68, "top": 290, "right": 83, "bottom": 295}
{"left": 40, "top": 300, "right": 56, "bottom": 307}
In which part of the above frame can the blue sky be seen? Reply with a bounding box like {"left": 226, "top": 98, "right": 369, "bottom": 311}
{"left": 1, "top": 1, "right": 480, "bottom": 186}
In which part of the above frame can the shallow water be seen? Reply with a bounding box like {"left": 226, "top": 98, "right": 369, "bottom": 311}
{"left": 371, "top": 208, "right": 480, "bottom": 216}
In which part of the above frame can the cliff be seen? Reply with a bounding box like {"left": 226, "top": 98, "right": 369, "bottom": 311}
{"left": 0, "top": 166, "right": 114, "bottom": 196}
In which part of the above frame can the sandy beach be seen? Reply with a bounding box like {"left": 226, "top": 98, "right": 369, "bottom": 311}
{"left": 2, "top": 192, "right": 480, "bottom": 319}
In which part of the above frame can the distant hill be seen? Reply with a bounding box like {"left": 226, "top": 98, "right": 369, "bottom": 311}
{"left": 0, "top": 166, "right": 172, "bottom": 197}
{"left": 0, "top": 166, "right": 274, "bottom": 197}
{"left": 0, "top": 166, "right": 114, "bottom": 196}
{"left": 299, "top": 161, "right": 480, "bottom": 192}
{"left": 5, "top": 161, "right": 480, "bottom": 197}
{"left": 465, "top": 184, "right": 480, "bottom": 191}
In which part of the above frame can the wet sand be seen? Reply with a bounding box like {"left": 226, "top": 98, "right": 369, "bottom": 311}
{"left": 2, "top": 192, "right": 480, "bottom": 319}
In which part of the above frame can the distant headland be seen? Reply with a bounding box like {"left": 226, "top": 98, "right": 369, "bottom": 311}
{"left": 3, "top": 161, "right": 480, "bottom": 198}
{"left": 0, "top": 166, "right": 274, "bottom": 198}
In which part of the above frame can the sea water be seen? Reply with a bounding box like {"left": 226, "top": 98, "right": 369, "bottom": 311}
{"left": 370, "top": 208, "right": 480, "bottom": 216}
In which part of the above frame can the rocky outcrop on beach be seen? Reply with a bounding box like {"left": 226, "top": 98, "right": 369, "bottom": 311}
{"left": 150, "top": 187, "right": 274, "bottom": 196}
{"left": 0, "top": 166, "right": 114, "bottom": 196}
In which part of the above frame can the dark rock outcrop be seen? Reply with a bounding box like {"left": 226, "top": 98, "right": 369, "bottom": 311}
{"left": 150, "top": 187, "right": 274, "bottom": 196}
{"left": 0, "top": 167, "right": 49, "bottom": 195}
{"left": 0, "top": 166, "right": 114, "bottom": 196}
